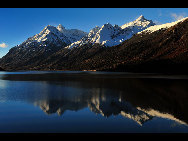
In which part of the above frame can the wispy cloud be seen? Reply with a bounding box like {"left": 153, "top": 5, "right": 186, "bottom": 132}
{"left": 153, "top": 20, "right": 162, "bottom": 25}
{"left": 158, "top": 9, "right": 163, "bottom": 17}
{"left": 0, "top": 43, "right": 8, "bottom": 48}
{"left": 170, "top": 13, "right": 187, "bottom": 21}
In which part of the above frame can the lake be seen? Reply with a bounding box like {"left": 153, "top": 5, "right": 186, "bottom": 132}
{"left": 0, "top": 71, "right": 188, "bottom": 133}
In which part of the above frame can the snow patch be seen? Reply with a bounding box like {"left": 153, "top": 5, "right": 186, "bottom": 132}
{"left": 138, "top": 17, "right": 188, "bottom": 34}
{"left": 67, "top": 15, "right": 155, "bottom": 48}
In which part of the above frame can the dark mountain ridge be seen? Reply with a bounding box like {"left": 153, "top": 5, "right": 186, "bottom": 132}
{"left": 33, "top": 18, "right": 188, "bottom": 73}
{"left": 1, "top": 17, "right": 188, "bottom": 73}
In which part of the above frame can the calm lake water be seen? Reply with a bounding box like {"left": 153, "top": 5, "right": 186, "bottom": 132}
{"left": 0, "top": 71, "right": 188, "bottom": 133}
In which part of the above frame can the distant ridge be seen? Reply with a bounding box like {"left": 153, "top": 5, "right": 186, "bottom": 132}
{"left": 67, "top": 15, "right": 155, "bottom": 48}
{"left": 1, "top": 15, "right": 188, "bottom": 73}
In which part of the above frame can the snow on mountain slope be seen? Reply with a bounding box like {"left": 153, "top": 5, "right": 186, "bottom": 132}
{"left": 138, "top": 17, "right": 188, "bottom": 34}
{"left": 66, "top": 15, "right": 155, "bottom": 48}
{"left": 34, "top": 25, "right": 70, "bottom": 45}
{"left": 90, "top": 23, "right": 129, "bottom": 46}
{"left": 121, "top": 15, "right": 155, "bottom": 31}
{"left": 56, "top": 24, "right": 88, "bottom": 43}
{"left": 65, "top": 26, "right": 101, "bottom": 48}
{"left": 17, "top": 24, "right": 87, "bottom": 49}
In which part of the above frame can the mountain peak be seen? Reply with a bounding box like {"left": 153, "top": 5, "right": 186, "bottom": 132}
{"left": 134, "top": 15, "right": 152, "bottom": 23}
{"left": 102, "top": 23, "right": 113, "bottom": 28}
{"left": 43, "top": 25, "right": 57, "bottom": 32}
{"left": 121, "top": 15, "right": 155, "bottom": 30}
{"left": 68, "top": 16, "right": 156, "bottom": 48}
{"left": 89, "top": 26, "right": 101, "bottom": 34}
{"left": 136, "top": 15, "right": 145, "bottom": 21}
{"left": 45, "top": 25, "right": 55, "bottom": 28}
{"left": 138, "top": 16, "right": 188, "bottom": 34}
{"left": 57, "top": 24, "right": 65, "bottom": 32}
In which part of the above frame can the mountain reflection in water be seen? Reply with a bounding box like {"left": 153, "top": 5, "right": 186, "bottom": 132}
{"left": 0, "top": 71, "right": 188, "bottom": 130}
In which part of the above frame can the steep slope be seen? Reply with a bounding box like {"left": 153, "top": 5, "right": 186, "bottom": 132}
{"left": 56, "top": 24, "right": 88, "bottom": 43}
{"left": 67, "top": 15, "right": 155, "bottom": 48}
{"left": 87, "top": 17, "right": 188, "bottom": 73}
{"left": 0, "top": 15, "right": 155, "bottom": 71}
{"left": 1, "top": 16, "right": 188, "bottom": 73}
{"left": 121, "top": 15, "right": 155, "bottom": 32}
{"left": 0, "top": 25, "right": 87, "bottom": 70}
{"left": 138, "top": 17, "right": 188, "bottom": 34}
{"left": 40, "top": 17, "right": 188, "bottom": 73}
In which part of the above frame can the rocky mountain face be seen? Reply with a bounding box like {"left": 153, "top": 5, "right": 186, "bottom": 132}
{"left": 0, "top": 25, "right": 87, "bottom": 70}
{"left": 1, "top": 15, "right": 188, "bottom": 73}
{"left": 67, "top": 15, "right": 155, "bottom": 48}
{"left": 30, "top": 16, "right": 188, "bottom": 73}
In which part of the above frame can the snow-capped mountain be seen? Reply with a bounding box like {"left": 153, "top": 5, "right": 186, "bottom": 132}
{"left": 18, "top": 24, "right": 87, "bottom": 49}
{"left": 137, "top": 17, "right": 188, "bottom": 34}
{"left": 56, "top": 24, "right": 88, "bottom": 43}
{"left": 121, "top": 15, "right": 155, "bottom": 31}
{"left": 1, "top": 15, "right": 188, "bottom": 72}
{"left": 65, "top": 26, "right": 101, "bottom": 48}
{"left": 67, "top": 15, "right": 155, "bottom": 48}
{"left": 20, "top": 25, "right": 70, "bottom": 49}
{"left": 0, "top": 24, "right": 87, "bottom": 70}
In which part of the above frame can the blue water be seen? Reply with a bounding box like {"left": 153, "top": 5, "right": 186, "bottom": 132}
{"left": 0, "top": 71, "right": 188, "bottom": 133}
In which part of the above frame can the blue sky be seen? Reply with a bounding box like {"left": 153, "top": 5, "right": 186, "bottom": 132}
{"left": 0, "top": 8, "right": 188, "bottom": 58}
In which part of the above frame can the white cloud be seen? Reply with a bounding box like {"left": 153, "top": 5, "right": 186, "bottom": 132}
{"left": 158, "top": 10, "right": 163, "bottom": 17}
{"left": 170, "top": 13, "right": 187, "bottom": 21}
{"left": 0, "top": 43, "right": 8, "bottom": 48}
{"left": 153, "top": 20, "right": 162, "bottom": 25}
